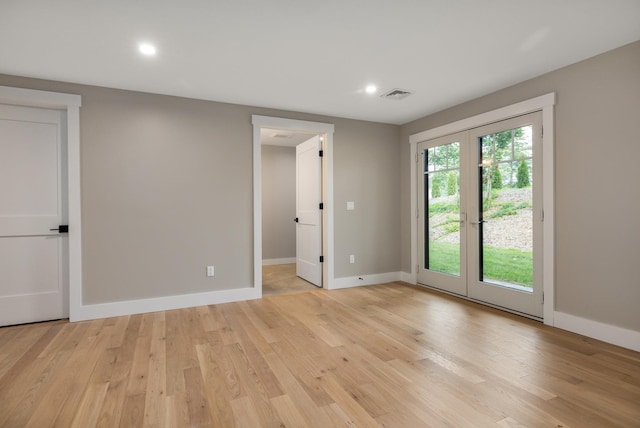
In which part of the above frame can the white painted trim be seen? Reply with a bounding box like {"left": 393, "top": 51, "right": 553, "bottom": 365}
{"left": 409, "top": 139, "right": 418, "bottom": 285}
{"left": 409, "top": 93, "right": 556, "bottom": 144}
{"left": 331, "top": 272, "right": 402, "bottom": 290}
{"left": 72, "top": 287, "right": 261, "bottom": 322}
{"left": 408, "top": 93, "right": 556, "bottom": 324}
{"left": 0, "top": 86, "right": 82, "bottom": 322}
{"left": 554, "top": 312, "right": 640, "bottom": 352}
{"left": 252, "top": 115, "right": 335, "bottom": 292}
{"left": 252, "top": 119, "right": 263, "bottom": 293}
{"left": 323, "top": 131, "right": 335, "bottom": 290}
{"left": 0, "top": 85, "right": 81, "bottom": 109}
{"left": 262, "top": 258, "right": 296, "bottom": 266}
{"left": 400, "top": 271, "right": 417, "bottom": 284}
{"left": 542, "top": 103, "right": 555, "bottom": 326}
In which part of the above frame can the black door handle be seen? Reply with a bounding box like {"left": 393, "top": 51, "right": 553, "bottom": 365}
{"left": 50, "top": 225, "right": 69, "bottom": 233}
{"left": 294, "top": 218, "right": 299, "bottom": 223}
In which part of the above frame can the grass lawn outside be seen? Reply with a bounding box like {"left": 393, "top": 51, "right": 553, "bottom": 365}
{"left": 428, "top": 240, "right": 533, "bottom": 287}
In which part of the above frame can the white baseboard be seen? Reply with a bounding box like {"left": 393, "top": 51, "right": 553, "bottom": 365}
{"left": 554, "top": 311, "right": 640, "bottom": 352}
{"left": 262, "top": 258, "right": 296, "bottom": 266}
{"left": 70, "top": 287, "right": 261, "bottom": 322}
{"left": 400, "top": 271, "right": 416, "bottom": 284}
{"left": 330, "top": 272, "right": 402, "bottom": 290}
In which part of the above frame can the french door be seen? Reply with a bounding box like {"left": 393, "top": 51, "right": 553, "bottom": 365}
{"left": 418, "top": 112, "right": 543, "bottom": 318}
{"left": 417, "top": 131, "right": 468, "bottom": 296}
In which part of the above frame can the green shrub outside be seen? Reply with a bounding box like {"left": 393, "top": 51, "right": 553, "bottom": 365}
{"left": 447, "top": 172, "right": 457, "bottom": 196}
{"left": 516, "top": 160, "right": 530, "bottom": 188}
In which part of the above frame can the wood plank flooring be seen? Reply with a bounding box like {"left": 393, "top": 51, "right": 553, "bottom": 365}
{"left": 262, "top": 263, "right": 319, "bottom": 296}
{"left": 1, "top": 282, "right": 639, "bottom": 427}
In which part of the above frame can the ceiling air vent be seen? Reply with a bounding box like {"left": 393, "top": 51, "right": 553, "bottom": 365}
{"left": 380, "top": 88, "right": 412, "bottom": 100}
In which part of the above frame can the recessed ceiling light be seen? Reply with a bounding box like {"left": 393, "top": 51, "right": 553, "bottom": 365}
{"left": 138, "top": 43, "right": 157, "bottom": 56}
{"left": 365, "top": 85, "right": 377, "bottom": 94}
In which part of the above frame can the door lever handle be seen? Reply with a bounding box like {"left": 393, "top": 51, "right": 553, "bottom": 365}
{"left": 469, "top": 220, "right": 485, "bottom": 225}
{"left": 294, "top": 218, "right": 299, "bottom": 223}
{"left": 451, "top": 213, "right": 466, "bottom": 224}
{"left": 50, "top": 225, "right": 69, "bottom": 233}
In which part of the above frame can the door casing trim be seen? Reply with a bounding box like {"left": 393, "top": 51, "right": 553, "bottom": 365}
{"left": 252, "top": 115, "right": 335, "bottom": 292}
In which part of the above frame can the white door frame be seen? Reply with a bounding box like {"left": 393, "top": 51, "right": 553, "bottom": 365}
{"left": 409, "top": 93, "right": 555, "bottom": 324}
{"left": 0, "top": 85, "right": 82, "bottom": 321}
{"left": 252, "top": 115, "right": 335, "bottom": 292}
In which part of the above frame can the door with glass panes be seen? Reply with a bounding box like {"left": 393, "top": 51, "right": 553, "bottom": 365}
{"left": 417, "top": 131, "right": 468, "bottom": 297}
{"left": 418, "top": 112, "right": 542, "bottom": 318}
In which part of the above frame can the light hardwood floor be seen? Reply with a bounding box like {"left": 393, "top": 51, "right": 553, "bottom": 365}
{"left": 1, "top": 282, "right": 639, "bottom": 427}
{"left": 262, "top": 263, "right": 319, "bottom": 296}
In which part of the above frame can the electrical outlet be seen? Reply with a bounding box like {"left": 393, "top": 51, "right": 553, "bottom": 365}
{"left": 349, "top": 255, "right": 355, "bottom": 264}
{"left": 206, "top": 266, "right": 215, "bottom": 277}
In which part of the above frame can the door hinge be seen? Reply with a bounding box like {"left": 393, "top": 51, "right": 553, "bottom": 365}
{"left": 319, "top": 256, "right": 324, "bottom": 263}
{"left": 542, "top": 292, "right": 544, "bottom": 304}
{"left": 541, "top": 209, "right": 544, "bottom": 222}
{"left": 319, "top": 150, "right": 324, "bottom": 157}
{"left": 415, "top": 152, "right": 419, "bottom": 163}
{"left": 416, "top": 208, "right": 419, "bottom": 218}
{"left": 319, "top": 202, "right": 324, "bottom": 210}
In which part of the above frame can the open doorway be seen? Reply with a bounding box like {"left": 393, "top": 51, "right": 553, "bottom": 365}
{"left": 261, "top": 129, "right": 320, "bottom": 295}
{"left": 252, "top": 115, "right": 335, "bottom": 296}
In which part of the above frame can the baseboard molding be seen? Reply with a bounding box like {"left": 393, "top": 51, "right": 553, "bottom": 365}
{"left": 70, "top": 287, "right": 261, "bottom": 322}
{"left": 400, "top": 271, "right": 416, "bottom": 284}
{"left": 330, "top": 272, "right": 402, "bottom": 290}
{"left": 262, "top": 258, "right": 296, "bottom": 266}
{"left": 554, "top": 311, "right": 640, "bottom": 352}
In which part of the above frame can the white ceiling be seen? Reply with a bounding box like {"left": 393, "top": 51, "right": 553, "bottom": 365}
{"left": 261, "top": 128, "right": 317, "bottom": 147}
{"left": 1, "top": 1, "right": 639, "bottom": 125}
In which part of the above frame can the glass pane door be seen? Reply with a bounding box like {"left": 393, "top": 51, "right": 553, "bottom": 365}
{"left": 468, "top": 113, "right": 542, "bottom": 317}
{"left": 417, "top": 132, "right": 467, "bottom": 296}
{"left": 479, "top": 126, "right": 533, "bottom": 290}
{"left": 416, "top": 113, "right": 543, "bottom": 319}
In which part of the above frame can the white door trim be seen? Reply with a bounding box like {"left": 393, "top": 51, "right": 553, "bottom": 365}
{"left": 252, "top": 115, "right": 335, "bottom": 291}
{"left": 409, "top": 93, "right": 555, "bottom": 325}
{"left": 0, "top": 85, "right": 82, "bottom": 321}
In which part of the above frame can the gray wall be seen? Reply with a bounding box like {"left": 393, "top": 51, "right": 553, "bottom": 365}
{"left": 261, "top": 145, "right": 296, "bottom": 261}
{"left": 334, "top": 122, "right": 401, "bottom": 276}
{"left": 400, "top": 41, "right": 640, "bottom": 332}
{"left": 0, "top": 74, "right": 401, "bottom": 304}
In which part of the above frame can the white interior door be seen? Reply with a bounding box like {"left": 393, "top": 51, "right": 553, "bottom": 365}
{"left": 0, "top": 104, "right": 68, "bottom": 326}
{"left": 296, "top": 135, "right": 322, "bottom": 287}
